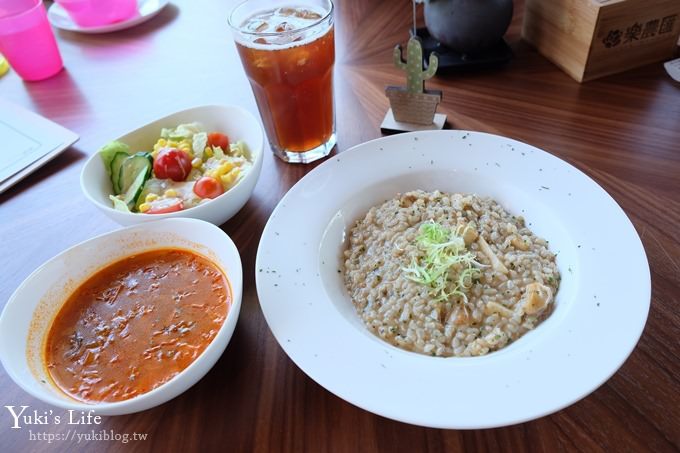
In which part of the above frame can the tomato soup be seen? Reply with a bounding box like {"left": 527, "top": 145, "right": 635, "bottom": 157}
{"left": 44, "top": 249, "right": 230, "bottom": 402}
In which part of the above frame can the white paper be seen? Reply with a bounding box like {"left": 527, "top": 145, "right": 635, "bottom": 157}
{"left": 0, "top": 99, "right": 78, "bottom": 193}
{"left": 664, "top": 58, "right": 680, "bottom": 83}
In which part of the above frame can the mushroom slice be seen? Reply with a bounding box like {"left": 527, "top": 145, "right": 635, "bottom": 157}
{"left": 399, "top": 193, "right": 418, "bottom": 207}
{"left": 477, "top": 235, "right": 509, "bottom": 274}
{"left": 460, "top": 223, "right": 479, "bottom": 246}
{"left": 511, "top": 235, "right": 530, "bottom": 251}
{"left": 447, "top": 307, "right": 470, "bottom": 326}
{"left": 484, "top": 301, "right": 513, "bottom": 318}
{"left": 522, "top": 282, "right": 553, "bottom": 315}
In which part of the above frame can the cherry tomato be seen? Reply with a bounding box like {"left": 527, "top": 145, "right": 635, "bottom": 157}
{"left": 207, "top": 133, "right": 230, "bottom": 151}
{"left": 193, "top": 176, "right": 224, "bottom": 199}
{"left": 153, "top": 148, "right": 192, "bottom": 181}
{"left": 146, "top": 198, "right": 184, "bottom": 214}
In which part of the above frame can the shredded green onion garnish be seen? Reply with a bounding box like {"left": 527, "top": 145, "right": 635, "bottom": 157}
{"left": 403, "top": 221, "right": 481, "bottom": 305}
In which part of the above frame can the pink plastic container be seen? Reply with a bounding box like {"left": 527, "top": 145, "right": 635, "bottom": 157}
{"left": 55, "top": 0, "right": 138, "bottom": 27}
{"left": 0, "top": 0, "right": 63, "bottom": 81}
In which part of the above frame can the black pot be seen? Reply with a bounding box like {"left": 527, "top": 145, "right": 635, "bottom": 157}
{"left": 424, "top": 0, "right": 513, "bottom": 54}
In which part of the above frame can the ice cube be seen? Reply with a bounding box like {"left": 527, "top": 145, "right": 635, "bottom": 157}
{"left": 295, "top": 9, "right": 322, "bottom": 20}
{"left": 269, "top": 33, "right": 297, "bottom": 45}
{"left": 276, "top": 7, "right": 296, "bottom": 17}
{"left": 246, "top": 19, "right": 269, "bottom": 33}
{"left": 253, "top": 56, "right": 270, "bottom": 68}
{"left": 296, "top": 51, "right": 309, "bottom": 66}
{"left": 274, "top": 21, "right": 294, "bottom": 33}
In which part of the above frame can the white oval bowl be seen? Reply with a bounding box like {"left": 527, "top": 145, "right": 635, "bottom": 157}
{"left": 0, "top": 218, "right": 243, "bottom": 415}
{"left": 81, "top": 104, "right": 264, "bottom": 226}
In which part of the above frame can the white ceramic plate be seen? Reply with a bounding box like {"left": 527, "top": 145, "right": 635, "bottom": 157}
{"left": 0, "top": 218, "right": 242, "bottom": 415}
{"left": 255, "top": 130, "right": 650, "bottom": 429}
{"left": 48, "top": 0, "right": 169, "bottom": 34}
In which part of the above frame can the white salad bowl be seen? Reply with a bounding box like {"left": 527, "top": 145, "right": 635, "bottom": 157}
{"left": 81, "top": 105, "right": 264, "bottom": 226}
{"left": 0, "top": 218, "right": 243, "bottom": 415}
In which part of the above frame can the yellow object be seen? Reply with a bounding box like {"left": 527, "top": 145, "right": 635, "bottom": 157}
{"left": 138, "top": 203, "right": 151, "bottom": 213}
{"left": 145, "top": 193, "right": 159, "bottom": 202}
{"left": 164, "top": 189, "right": 177, "bottom": 197}
{"left": 220, "top": 168, "right": 240, "bottom": 189}
{"left": 191, "top": 158, "right": 202, "bottom": 169}
{"left": 152, "top": 138, "right": 193, "bottom": 158}
{"left": 151, "top": 138, "right": 167, "bottom": 157}
{"left": 179, "top": 138, "right": 192, "bottom": 151}
{"left": 0, "top": 56, "right": 9, "bottom": 77}
{"left": 153, "top": 138, "right": 167, "bottom": 150}
{"left": 216, "top": 162, "right": 234, "bottom": 176}
{"left": 207, "top": 161, "right": 235, "bottom": 180}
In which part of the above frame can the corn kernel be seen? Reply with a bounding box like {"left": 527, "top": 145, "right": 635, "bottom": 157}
{"left": 204, "top": 147, "right": 213, "bottom": 158}
{"left": 219, "top": 175, "right": 232, "bottom": 189}
{"left": 138, "top": 203, "right": 151, "bottom": 213}
{"left": 145, "top": 193, "right": 159, "bottom": 202}
{"left": 216, "top": 162, "right": 234, "bottom": 177}
{"left": 220, "top": 168, "right": 240, "bottom": 189}
{"left": 191, "top": 158, "right": 202, "bottom": 169}
{"left": 164, "top": 189, "right": 177, "bottom": 197}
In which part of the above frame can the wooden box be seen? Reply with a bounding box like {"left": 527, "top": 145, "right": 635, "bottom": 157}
{"left": 522, "top": 0, "right": 680, "bottom": 82}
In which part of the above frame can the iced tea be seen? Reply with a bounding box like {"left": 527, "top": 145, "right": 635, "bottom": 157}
{"left": 230, "top": 2, "right": 335, "bottom": 163}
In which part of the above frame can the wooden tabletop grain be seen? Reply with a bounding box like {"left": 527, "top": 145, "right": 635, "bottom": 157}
{"left": 1, "top": 1, "right": 679, "bottom": 452}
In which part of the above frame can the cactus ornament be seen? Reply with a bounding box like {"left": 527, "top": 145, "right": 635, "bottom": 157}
{"left": 383, "top": 36, "right": 445, "bottom": 129}
{"left": 393, "top": 38, "right": 439, "bottom": 94}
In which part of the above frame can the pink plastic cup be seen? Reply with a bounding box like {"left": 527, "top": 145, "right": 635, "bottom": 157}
{"left": 0, "top": 0, "right": 63, "bottom": 81}
{"left": 55, "top": 0, "right": 138, "bottom": 27}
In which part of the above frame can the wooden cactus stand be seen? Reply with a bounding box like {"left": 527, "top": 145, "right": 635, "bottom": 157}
{"left": 382, "top": 36, "right": 446, "bottom": 133}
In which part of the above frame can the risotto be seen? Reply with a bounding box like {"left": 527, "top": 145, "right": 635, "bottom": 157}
{"left": 343, "top": 190, "right": 560, "bottom": 357}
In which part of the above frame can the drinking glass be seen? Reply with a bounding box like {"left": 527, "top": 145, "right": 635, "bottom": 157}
{"left": 229, "top": 0, "right": 336, "bottom": 164}
{"left": 0, "top": 0, "right": 63, "bottom": 82}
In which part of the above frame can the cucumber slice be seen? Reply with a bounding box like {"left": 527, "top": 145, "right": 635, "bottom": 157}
{"left": 109, "top": 152, "right": 129, "bottom": 194}
{"left": 99, "top": 141, "right": 130, "bottom": 177}
{"left": 118, "top": 152, "right": 153, "bottom": 195}
{"left": 123, "top": 168, "right": 150, "bottom": 209}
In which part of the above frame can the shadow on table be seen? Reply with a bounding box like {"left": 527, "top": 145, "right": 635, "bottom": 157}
{"left": 0, "top": 147, "right": 87, "bottom": 204}
{"left": 20, "top": 69, "right": 92, "bottom": 122}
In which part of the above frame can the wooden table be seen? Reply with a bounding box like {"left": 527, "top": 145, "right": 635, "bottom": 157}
{"left": 1, "top": 1, "right": 679, "bottom": 451}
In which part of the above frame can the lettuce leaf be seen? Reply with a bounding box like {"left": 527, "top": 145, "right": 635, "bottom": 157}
{"left": 99, "top": 141, "right": 130, "bottom": 176}
{"left": 211, "top": 145, "right": 225, "bottom": 160}
{"left": 109, "top": 195, "right": 131, "bottom": 213}
{"left": 192, "top": 132, "right": 207, "bottom": 160}
{"left": 160, "top": 122, "right": 203, "bottom": 141}
{"left": 229, "top": 140, "right": 251, "bottom": 159}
